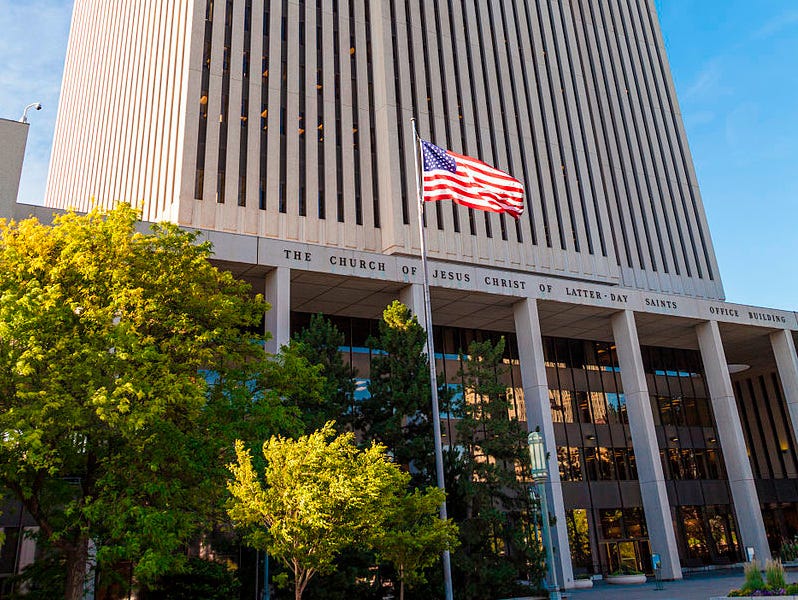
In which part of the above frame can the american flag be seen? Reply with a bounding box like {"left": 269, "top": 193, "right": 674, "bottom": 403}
{"left": 420, "top": 139, "right": 525, "bottom": 219}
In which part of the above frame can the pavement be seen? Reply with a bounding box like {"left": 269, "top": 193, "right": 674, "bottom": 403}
{"left": 559, "top": 569, "right": 798, "bottom": 600}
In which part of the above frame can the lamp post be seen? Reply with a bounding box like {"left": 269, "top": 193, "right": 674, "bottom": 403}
{"left": 528, "top": 431, "right": 562, "bottom": 600}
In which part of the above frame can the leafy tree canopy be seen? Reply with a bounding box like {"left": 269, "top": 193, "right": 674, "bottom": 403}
{"left": 290, "top": 313, "right": 355, "bottom": 433}
{"left": 447, "top": 336, "right": 545, "bottom": 599}
{"left": 358, "top": 301, "right": 435, "bottom": 484}
{"left": 372, "top": 486, "right": 459, "bottom": 600}
{"left": 0, "top": 206, "right": 300, "bottom": 599}
{"left": 228, "top": 423, "right": 424, "bottom": 600}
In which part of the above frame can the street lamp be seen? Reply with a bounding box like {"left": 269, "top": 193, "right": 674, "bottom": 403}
{"left": 528, "top": 431, "right": 562, "bottom": 600}
{"left": 19, "top": 102, "right": 42, "bottom": 123}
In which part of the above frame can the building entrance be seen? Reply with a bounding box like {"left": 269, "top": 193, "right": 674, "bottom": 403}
{"left": 597, "top": 508, "right": 651, "bottom": 574}
{"left": 602, "top": 539, "right": 652, "bottom": 574}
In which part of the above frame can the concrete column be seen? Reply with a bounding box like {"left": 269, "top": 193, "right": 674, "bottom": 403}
{"left": 18, "top": 527, "right": 37, "bottom": 573}
{"left": 400, "top": 283, "right": 426, "bottom": 321}
{"left": 17, "top": 527, "right": 38, "bottom": 594}
{"left": 770, "top": 330, "right": 798, "bottom": 449}
{"left": 611, "top": 310, "right": 682, "bottom": 579}
{"left": 264, "top": 267, "right": 291, "bottom": 355}
{"left": 696, "top": 320, "right": 770, "bottom": 561}
{"left": 513, "top": 299, "right": 575, "bottom": 589}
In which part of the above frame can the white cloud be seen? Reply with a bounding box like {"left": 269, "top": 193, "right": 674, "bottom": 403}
{"left": 682, "top": 59, "right": 724, "bottom": 103}
{"left": 753, "top": 9, "right": 798, "bottom": 40}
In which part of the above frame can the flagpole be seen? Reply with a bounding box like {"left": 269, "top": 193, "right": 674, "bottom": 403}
{"left": 411, "top": 118, "right": 454, "bottom": 600}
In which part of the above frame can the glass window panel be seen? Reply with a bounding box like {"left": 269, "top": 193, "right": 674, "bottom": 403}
{"left": 558, "top": 446, "right": 571, "bottom": 481}
{"left": 606, "top": 393, "right": 627, "bottom": 424}
{"left": 708, "top": 506, "right": 737, "bottom": 558}
{"left": 680, "top": 506, "right": 709, "bottom": 561}
{"left": 600, "top": 509, "right": 623, "bottom": 539}
{"left": 560, "top": 390, "right": 576, "bottom": 423}
{"left": 693, "top": 449, "right": 708, "bottom": 480}
{"left": 695, "top": 397, "right": 712, "bottom": 428}
{"left": 567, "top": 509, "right": 593, "bottom": 570}
{"left": 614, "top": 448, "right": 628, "bottom": 480}
{"left": 658, "top": 396, "right": 673, "bottom": 425}
{"left": 683, "top": 397, "right": 700, "bottom": 426}
{"left": 569, "top": 447, "right": 583, "bottom": 481}
{"left": 624, "top": 507, "right": 648, "bottom": 538}
{"left": 569, "top": 339, "right": 586, "bottom": 370}
{"left": 668, "top": 448, "right": 683, "bottom": 480}
{"left": 576, "top": 391, "right": 591, "bottom": 423}
{"left": 590, "top": 392, "right": 608, "bottom": 424}
{"left": 706, "top": 449, "right": 722, "bottom": 480}
{"left": 550, "top": 389, "right": 565, "bottom": 423}
{"left": 597, "top": 448, "right": 615, "bottom": 480}
{"left": 584, "top": 447, "right": 599, "bottom": 481}
{"left": 682, "top": 449, "right": 698, "bottom": 480}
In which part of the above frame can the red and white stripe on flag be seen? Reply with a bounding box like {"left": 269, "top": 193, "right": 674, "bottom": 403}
{"left": 420, "top": 139, "right": 525, "bottom": 219}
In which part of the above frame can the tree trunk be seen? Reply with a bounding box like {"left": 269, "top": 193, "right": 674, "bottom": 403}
{"left": 63, "top": 537, "right": 90, "bottom": 600}
{"left": 294, "top": 564, "right": 304, "bottom": 600}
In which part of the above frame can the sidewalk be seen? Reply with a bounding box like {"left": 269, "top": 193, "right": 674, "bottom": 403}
{"left": 563, "top": 569, "right": 798, "bottom": 600}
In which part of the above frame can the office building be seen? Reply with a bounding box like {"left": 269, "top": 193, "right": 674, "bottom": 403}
{"left": 33, "top": 0, "right": 798, "bottom": 588}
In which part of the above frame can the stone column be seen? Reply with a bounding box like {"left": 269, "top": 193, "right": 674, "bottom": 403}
{"left": 400, "top": 283, "right": 426, "bottom": 320}
{"left": 513, "top": 298, "right": 574, "bottom": 589}
{"left": 17, "top": 527, "right": 38, "bottom": 594}
{"left": 696, "top": 320, "right": 770, "bottom": 561}
{"left": 264, "top": 267, "right": 291, "bottom": 355}
{"left": 611, "top": 310, "right": 682, "bottom": 579}
{"left": 771, "top": 329, "right": 798, "bottom": 449}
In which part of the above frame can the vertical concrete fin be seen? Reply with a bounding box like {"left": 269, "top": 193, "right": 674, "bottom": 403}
{"left": 264, "top": 266, "right": 291, "bottom": 354}
{"left": 513, "top": 298, "right": 575, "bottom": 589}
{"left": 612, "top": 309, "right": 682, "bottom": 580}
{"left": 697, "top": 320, "right": 770, "bottom": 561}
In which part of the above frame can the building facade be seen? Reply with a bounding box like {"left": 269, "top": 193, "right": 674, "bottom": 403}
{"left": 47, "top": 0, "right": 721, "bottom": 298}
{"left": 34, "top": 0, "right": 798, "bottom": 591}
{"left": 0, "top": 119, "right": 28, "bottom": 220}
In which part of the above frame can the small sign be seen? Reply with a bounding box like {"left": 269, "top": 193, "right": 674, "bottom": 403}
{"left": 746, "top": 547, "right": 756, "bottom": 562}
{"left": 651, "top": 553, "right": 661, "bottom": 571}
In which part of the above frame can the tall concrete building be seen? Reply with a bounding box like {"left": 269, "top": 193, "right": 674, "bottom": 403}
{"left": 0, "top": 118, "right": 29, "bottom": 219}
{"left": 47, "top": 0, "right": 721, "bottom": 299}
{"left": 38, "top": 0, "right": 798, "bottom": 590}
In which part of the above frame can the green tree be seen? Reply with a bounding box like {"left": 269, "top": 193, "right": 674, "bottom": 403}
{"left": 448, "top": 337, "right": 544, "bottom": 599}
{"left": 143, "top": 557, "right": 241, "bottom": 600}
{"left": 291, "top": 313, "right": 355, "bottom": 432}
{"left": 226, "top": 423, "right": 408, "bottom": 600}
{"left": 372, "top": 486, "right": 459, "bottom": 600}
{"left": 358, "top": 301, "right": 435, "bottom": 485}
{"left": 0, "top": 206, "right": 298, "bottom": 600}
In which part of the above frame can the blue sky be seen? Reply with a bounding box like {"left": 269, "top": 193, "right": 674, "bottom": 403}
{"left": 0, "top": 1, "right": 796, "bottom": 309}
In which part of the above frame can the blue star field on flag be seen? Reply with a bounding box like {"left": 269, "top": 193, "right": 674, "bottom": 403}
{"left": 421, "top": 140, "right": 457, "bottom": 174}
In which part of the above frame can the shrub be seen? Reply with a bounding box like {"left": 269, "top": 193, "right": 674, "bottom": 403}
{"left": 780, "top": 537, "right": 798, "bottom": 562}
{"left": 765, "top": 558, "right": 787, "bottom": 591}
{"left": 143, "top": 558, "right": 241, "bottom": 600}
{"left": 741, "top": 560, "right": 765, "bottom": 594}
{"left": 609, "top": 566, "right": 644, "bottom": 576}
